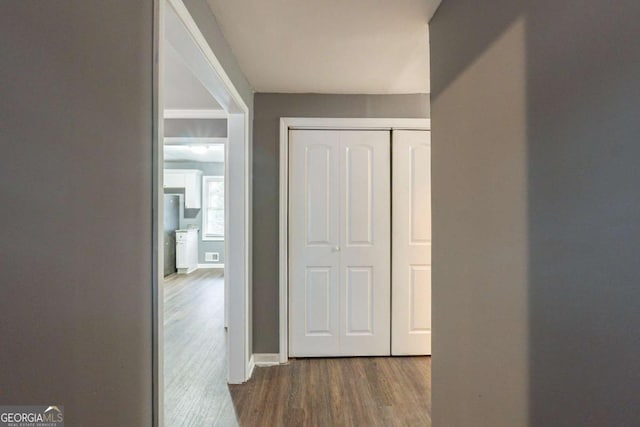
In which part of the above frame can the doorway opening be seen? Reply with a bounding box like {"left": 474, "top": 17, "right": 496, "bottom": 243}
{"left": 153, "top": 0, "right": 252, "bottom": 424}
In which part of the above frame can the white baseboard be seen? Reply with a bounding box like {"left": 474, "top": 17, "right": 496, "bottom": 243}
{"left": 252, "top": 353, "right": 281, "bottom": 367}
{"left": 247, "top": 355, "right": 255, "bottom": 379}
{"left": 197, "top": 263, "right": 224, "bottom": 269}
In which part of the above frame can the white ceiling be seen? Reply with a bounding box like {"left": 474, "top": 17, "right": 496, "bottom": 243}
{"left": 164, "top": 40, "right": 222, "bottom": 110}
{"left": 164, "top": 144, "right": 225, "bottom": 163}
{"left": 206, "top": 0, "right": 441, "bottom": 94}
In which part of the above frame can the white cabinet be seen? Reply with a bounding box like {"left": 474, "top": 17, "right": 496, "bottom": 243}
{"left": 182, "top": 170, "right": 202, "bottom": 209}
{"left": 164, "top": 171, "right": 185, "bottom": 189}
{"left": 164, "top": 169, "right": 202, "bottom": 209}
{"left": 176, "top": 229, "right": 198, "bottom": 274}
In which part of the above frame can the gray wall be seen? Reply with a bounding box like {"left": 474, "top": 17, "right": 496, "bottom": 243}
{"left": 164, "top": 118, "right": 227, "bottom": 138}
{"left": 0, "top": 1, "right": 153, "bottom": 425}
{"left": 252, "top": 93, "right": 430, "bottom": 352}
{"left": 430, "top": 1, "right": 640, "bottom": 426}
{"left": 165, "top": 161, "right": 225, "bottom": 264}
{"left": 0, "top": 1, "right": 253, "bottom": 425}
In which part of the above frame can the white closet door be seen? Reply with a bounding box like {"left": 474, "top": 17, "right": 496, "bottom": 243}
{"left": 289, "top": 130, "right": 390, "bottom": 357}
{"left": 289, "top": 130, "right": 341, "bottom": 356}
{"left": 338, "top": 130, "right": 390, "bottom": 356}
{"left": 392, "top": 130, "right": 432, "bottom": 355}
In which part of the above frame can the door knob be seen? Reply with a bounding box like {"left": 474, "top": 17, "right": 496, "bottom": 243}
{"left": 333, "top": 246, "right": 341, "bottom": 252}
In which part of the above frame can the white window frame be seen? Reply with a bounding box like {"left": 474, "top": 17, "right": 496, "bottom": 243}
{"left": 202, "top": 175, "right": 224, "bottom": 241}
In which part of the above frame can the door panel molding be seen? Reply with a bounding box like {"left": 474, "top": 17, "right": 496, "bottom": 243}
{"left": 346, "top": 266, "right": 374, "bottom": 335}
{"left": 345, "top": 145, "right": 374, "bottom": 246}
{"left": 305, "top": 144, "right": 333, "bottom": 245}
{"left": 305, "top": 267, "right": 333, "bottom": 335}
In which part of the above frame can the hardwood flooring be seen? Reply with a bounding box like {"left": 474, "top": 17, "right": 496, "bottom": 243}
{"left": 230, "top": 357, "right": 431, "bottom": 427}
{"left": 164, "top": 269, "right": 238, "bottom": 426}
{"left": 165, "top": 269, "right": 432, "bottom": 427}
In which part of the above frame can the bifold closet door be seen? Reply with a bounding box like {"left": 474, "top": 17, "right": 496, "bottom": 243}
{"left": 392, "top": 130, "right": 432, "bottom": 355}
{"left": 289, "top": 129, "right": 390, "bottom": 357}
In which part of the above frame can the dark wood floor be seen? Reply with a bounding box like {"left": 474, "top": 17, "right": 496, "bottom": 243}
{"left": 230, "top": 357, "right": 431, "bottom": 427}
{"left": 165, "top": 269, "right": 432, "bottom": 427}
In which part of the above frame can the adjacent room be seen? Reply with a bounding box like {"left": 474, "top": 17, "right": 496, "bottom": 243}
{"left": 161, "top": 7, "right": 231, "bottom": 424}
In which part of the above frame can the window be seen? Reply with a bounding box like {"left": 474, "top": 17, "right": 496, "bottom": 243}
{"left": 202, "top": 176, "right": 224, "bottom": 240}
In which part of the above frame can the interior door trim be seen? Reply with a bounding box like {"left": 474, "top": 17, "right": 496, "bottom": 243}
{"left": 279, "top": 117, "right": 431, "bottom": 363}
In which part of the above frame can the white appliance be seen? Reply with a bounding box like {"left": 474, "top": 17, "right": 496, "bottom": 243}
{"left": 176, "top": 229, "right": 198, "bottom": 274}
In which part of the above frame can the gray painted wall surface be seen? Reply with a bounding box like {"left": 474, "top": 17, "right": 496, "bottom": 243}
{"left": 165, "top": 161, "right": 225, "bottom": 263}
{"left": 430, "top": 1, "right": 640, "bottom": 426}
{"left": 164, "top": 118, "right": 227, "bottom": 137}
{"left": 252, "top": 93, "right": 430, "bottom": 352}
{"left": 0, "top": 1, "right": 153, "bottom": 425}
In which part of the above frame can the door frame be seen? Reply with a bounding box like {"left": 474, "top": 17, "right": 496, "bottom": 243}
{"left": 278, "top": 117, "right": 430, "bottom": 363}
{"left": 153, "top": 1, "right": 252, "bottom": 424}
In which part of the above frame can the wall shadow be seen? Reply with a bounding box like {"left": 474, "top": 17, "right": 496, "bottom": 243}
{"left": 430, "top": 1, "right": 528, "bottom": 425}
{"left": 431, "top": 0, "right": 640, "bottom": 425}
